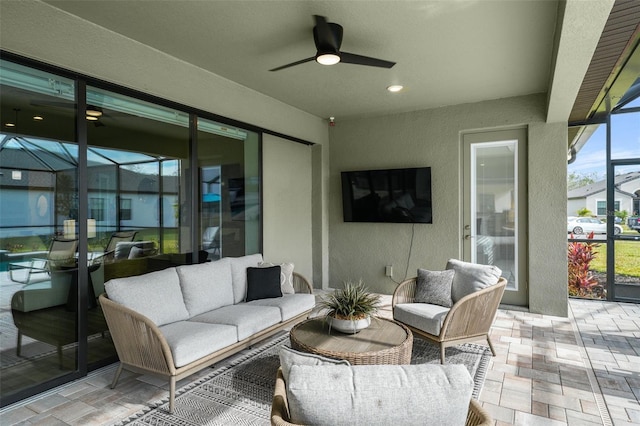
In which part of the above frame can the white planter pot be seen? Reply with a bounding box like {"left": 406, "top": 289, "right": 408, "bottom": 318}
{"left": 328, "top": 315, "right": 371, "bottom": 334}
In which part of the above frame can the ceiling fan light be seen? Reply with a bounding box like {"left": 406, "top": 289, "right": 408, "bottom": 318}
{"left": 316, "top": 53, "right": 340, "bottom": 66}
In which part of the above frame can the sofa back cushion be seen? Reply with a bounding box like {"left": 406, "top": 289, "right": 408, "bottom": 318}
{"left": 177, "top": 258, "right": 233, "bottom": 317}
{"left": 286, "top": 364, "right": 473, "bottom": 426}
{"left": 228, "top": 253, "right": 263, "bottom": 303}
{"left": 446, "top": 258, "right": 502, "bottom": 303}
{"left": 105, "top": 267, "right": 189, "bottom": 326}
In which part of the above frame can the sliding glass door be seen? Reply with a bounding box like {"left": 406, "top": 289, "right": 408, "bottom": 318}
{"left": 0, "top": 56, "right": 264, "bottom": 407}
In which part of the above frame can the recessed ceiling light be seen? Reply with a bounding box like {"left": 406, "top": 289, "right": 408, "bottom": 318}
{"left": 5, "top": 122, "right": 15, "bottom": 127}
{"left": 33, "top": 115, "right": 44, "bottom": 121}
{"left": 387, "top": 85, "right": 404, "bottom": 93}
{"left": 86, "top": 115, "right": 99, "bottom": 121}
{"left": 86, "top": 106, "right": 103, "bottom": 117}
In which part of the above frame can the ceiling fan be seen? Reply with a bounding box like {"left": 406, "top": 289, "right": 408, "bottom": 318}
{"left": 269, "top": 15, "right": 396, "bottom": 72}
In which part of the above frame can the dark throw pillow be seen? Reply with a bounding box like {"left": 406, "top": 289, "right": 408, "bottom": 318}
{"left": 246, "top": 265, "right": 282, "bottom": 301}
{"left": 414, "top": 268, "right": 455, "bottom": 308}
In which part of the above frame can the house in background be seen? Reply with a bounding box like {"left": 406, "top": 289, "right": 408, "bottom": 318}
{"left": 568, "top": 171, "right": 640, "bottom": 217}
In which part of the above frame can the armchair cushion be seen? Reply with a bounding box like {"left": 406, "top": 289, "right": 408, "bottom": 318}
{"left": 415, "top": 268, "right": 455, "bottom": 307}
{"left": 446, "top": 259, "right": 502, "bottom": 303}
{"left": 393, "top": 302, "right": 450, "bottom": 336}
{"left": 286, "top": 364, "right": 473, "bottom": 426}
{"left": 279, "top": 346, "right": 350, "bottom": 382}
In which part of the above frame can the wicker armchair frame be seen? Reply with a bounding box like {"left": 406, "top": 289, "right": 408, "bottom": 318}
{"left": 271, "top": 367, "right": 492, "bottom": 426}
{"left": 100, "top": 272, "right": 313, "bottom": 414}
{"left": 392, "top": 277, "right": 507, "bottom": 364}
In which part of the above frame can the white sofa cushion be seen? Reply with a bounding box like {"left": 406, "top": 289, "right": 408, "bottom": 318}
{"left": 177, "top": 258, "right": 233, "bottom": 317}
{"left": 247, "top": 293, "right": 315, "bottom": 321}
{"left": 446, "top": 258, "right": 502, "bottom": 303}
{"left": 286, "top": 364, "right": 473, "bottom": 426}
{"left": 393, "top": 303, "right": 449, "bottom": 336}
{"left": 228, "top": 253, "right": 263, "bottom": 303}
{"left": 189, "top": 304, "right": 281, "bottom": 340}
{"left": 105, "top": 267, "right": 189, "bottom": 326}
{"left": 159, "top": 321, "right": 238, "bottom": 368}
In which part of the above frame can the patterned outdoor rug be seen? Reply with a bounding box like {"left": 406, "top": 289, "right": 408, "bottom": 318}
{"left": 116, "top": 333, "right": 491, "bottom": 425}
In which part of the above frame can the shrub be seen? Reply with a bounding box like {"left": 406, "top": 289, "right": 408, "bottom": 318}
{"left": 568, "top": 232, "right": 605, "bottom": 298}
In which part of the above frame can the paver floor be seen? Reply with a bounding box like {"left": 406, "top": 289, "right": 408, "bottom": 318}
{"left": 1, "top": 298, "right": 638, "bottom": 425}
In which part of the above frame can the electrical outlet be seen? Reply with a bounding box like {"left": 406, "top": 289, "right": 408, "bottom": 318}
{"left": 385, "top": 265, "right": 393, "bottom": 277}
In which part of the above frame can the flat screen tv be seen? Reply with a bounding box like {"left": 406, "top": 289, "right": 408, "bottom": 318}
{"left": 341, "top": 167, "right": 432, "bottom": 223}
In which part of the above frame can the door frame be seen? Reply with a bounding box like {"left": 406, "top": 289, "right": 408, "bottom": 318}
{"left": 462, "top": 127, "right": 528, "bottom": 306}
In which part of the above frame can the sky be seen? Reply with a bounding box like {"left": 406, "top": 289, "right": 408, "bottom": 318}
{"left": 568, "top": 108, "right": 640, "bottom": 180}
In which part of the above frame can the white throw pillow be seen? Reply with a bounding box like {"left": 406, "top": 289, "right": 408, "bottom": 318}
{"left": 259, "top": 261, "right": 295, "bottom": 294}
{"left": 446, "top": 258, "right": 502, "bottom": 303}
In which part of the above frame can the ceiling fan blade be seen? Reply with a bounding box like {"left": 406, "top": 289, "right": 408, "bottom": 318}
{"left": 339, "top": 52, "right": 396, "bottom": 69}
{"left": 269, "top": 56, "right": 315, "bottom": 72}
{"left": 313, "top": 15, "right": 339, "bottom": 51}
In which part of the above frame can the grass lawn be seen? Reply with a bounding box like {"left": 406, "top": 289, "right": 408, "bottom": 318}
{"left": 589, "top": 240, "right": 640, "bottom": 277}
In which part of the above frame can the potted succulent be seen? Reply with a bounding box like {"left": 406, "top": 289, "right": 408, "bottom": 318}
{"left": 317, "top": 279, "right": 381, "bottom": 334}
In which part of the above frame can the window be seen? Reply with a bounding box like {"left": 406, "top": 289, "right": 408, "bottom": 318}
{"left": 597, "top": 200, "right": 620, "bottom": 216}
{"left": 120, "top": 198, "right": 132, "bottom": 220}
{"left": 89, "top": 198, "right": 105, "bottom": 221}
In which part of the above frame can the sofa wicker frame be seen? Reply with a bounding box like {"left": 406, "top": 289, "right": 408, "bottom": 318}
{"left": 270, "top": 367, "right": 492, "bottom": 426}
{"left": 392, "top": 277, "right": 507, "bottom": 364}
{"left": 99, "top": 272, "right": 313, "bottom": 414}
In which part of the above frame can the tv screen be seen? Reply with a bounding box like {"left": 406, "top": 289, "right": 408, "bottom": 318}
{"left": 341, "top": 167, "right": 432, "bottom": 223}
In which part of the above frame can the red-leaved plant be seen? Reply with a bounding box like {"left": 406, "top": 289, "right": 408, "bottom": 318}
{"left": 568, "top": 231, "right": 605, "bottom": 298}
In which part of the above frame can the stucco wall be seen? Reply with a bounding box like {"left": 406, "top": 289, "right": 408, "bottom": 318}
{"left": 329, "top": 94, "right": 568, "bottom": 316}
{"left": 262, "top": 134, "right": 313, "bottom": 281}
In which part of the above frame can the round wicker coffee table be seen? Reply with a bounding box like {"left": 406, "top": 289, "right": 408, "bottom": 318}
{"left": 289, "top": 317, "right": 413, "bottom": 365}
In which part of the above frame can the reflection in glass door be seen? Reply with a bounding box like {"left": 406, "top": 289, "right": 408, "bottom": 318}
{"left": 0, "top": 60, "right": 80, "bottom": 404}
{"left": 463, "top": 129, "right": 527, "bottom": 306}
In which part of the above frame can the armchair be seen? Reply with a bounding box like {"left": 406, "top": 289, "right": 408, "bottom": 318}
{"left": 271, "top": 367, "right": 492, "bottom": 426}
{"left": 392, "top": 273, "right": 506, "bottom": 364}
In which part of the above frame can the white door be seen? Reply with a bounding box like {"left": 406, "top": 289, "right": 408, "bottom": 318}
{"left": 463, "top": 128, "right": 527, "bottom": 306}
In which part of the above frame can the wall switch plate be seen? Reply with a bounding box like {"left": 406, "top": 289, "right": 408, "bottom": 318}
{"left": 385, "top": 265, "right": 393, "bottom": 277}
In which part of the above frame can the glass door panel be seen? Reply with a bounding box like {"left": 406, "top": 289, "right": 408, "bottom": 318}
{"left": 463, "top": 128, "right": 527, "bottom": 306}
{"left": 85, "top": 86, "right": 191, "bottom": 368}
{"left": 611, "top": 162, "right": 640, "bottom": 302}
{"left": 0, "top": 60, "right": 79, "bottom": 404}
{"left": 197, "top": 118, "right": 260, "bottom": 260}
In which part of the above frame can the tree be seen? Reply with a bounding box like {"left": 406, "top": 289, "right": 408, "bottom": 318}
{"left": 577, "top": 207, "right": 592, "bottom": 217}
{"left": 568, "top": 171, "right": 599, "bottom": 191}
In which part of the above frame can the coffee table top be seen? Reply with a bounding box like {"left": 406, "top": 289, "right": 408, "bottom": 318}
{"left": 289, "top": 317, "right": 413, "bottom": 365}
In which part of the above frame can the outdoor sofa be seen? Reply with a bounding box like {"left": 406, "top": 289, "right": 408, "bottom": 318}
{"left": 99, "top": 253, "right": 314, "bottom": 413}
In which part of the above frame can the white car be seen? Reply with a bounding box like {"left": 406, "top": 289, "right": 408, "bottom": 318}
{"left": 567, "top": 217, "right": 622, "bottom": 235}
